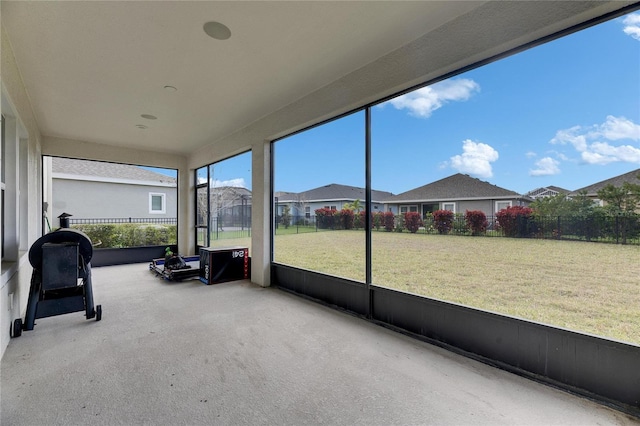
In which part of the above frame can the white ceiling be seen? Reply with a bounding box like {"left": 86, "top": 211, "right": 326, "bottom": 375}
{"left": 1, "top": 1, "right": 636, "bottom": 157}
{"left": 1, "top": 1, "right": 486, "bottom": 155}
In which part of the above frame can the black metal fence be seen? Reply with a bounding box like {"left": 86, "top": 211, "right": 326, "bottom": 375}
{"left": 275, "top": 214, "right": 640, "bottom": 245}
{"left": 69, "top": 217, "right": 177, "bottom": 225}
{"left": 210, "top": 216, "right": 251, "bottom": 240}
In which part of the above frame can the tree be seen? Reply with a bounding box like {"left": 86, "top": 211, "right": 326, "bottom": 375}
{"left": 597, "top": 180, "right": 640, "bottom": 214}
{"left": 281, "top": 205, "right": 291, "bottom": 229}
{"left": 343, "top": 199, "right": 362, "bottom": 213}
{"left": 530, "top": 193, "right": 572, "bottom": 217}
{"left": 566, "top": 191, "right": 597, "bottom": 217}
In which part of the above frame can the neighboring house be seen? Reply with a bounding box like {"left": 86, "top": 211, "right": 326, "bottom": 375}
{"left": 569, "top": 168, "right": 640, "bottom": 207}
{"left": 49, "top": 157, "right": 177, "bottom": 223}
{"left": 525, "top": 186, "right": 571, "bottom": 200}
{"left": 275, "top": 183, "right": 394, "bottom": 219}
{"left": 209, "top": 186, "right": 252, "bottom": 227}
{"left": 384, "top": 173, "right": 532, "bottom": 218}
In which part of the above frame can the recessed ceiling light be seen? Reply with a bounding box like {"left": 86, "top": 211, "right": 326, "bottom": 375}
{"left": 136, "top": 124, "right": 148, "bottom": 129}
{"left": 141, "top": 114, "right": 157, "bottom": 120}
{"left": 164, "top": 85, "right": 177, "bottom": 92}
{"left": 203, "top": 21, "right": 231, "bottom": 40}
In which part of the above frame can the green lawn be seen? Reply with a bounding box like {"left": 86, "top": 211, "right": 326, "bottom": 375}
{"left": 209, "top": 230, "right": 640, "bottom": 345}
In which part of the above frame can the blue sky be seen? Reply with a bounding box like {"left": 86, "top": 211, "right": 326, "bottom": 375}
{"left": 272, "top": 11, "right": 640, "bottom": 195}
{"left": 156, "top": 12, "right": 639, "bottom": 196}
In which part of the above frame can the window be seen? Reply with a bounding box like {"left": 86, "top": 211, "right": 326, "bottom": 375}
{"left": 47, "top": 157, "right": 177, "bottom": 248}
{"left": 495, "top": 201, "right": 511, "bottom": 212}
{"left": 305, "top": 206, "right": 310, "bottom": 218}
{"left": 194, "top": 151, "right": 252, "bottom": 254}
{"left": 442, "top": 203, "right": 455, "bottom": 212}
{"left": 273, "top": 111, "right": 365, "bottom": 282}
{"left": 272, "top": 11, "right": 639, "bottom": 345}
{"left": 149, "top": 193, "right": 166, "bottom": 214}
{"left": 371, "top": 11, "right": 639, "bottom": 345}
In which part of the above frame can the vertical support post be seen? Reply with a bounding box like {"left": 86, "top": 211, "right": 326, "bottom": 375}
{"left": 365, "top": 107, "right": 372, "bottom": 319}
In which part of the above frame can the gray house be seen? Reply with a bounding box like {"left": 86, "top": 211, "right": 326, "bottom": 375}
{"left": 275, "top": 183, "right": 393, "bottom": 219}
{"left": 569, "top": 168, "right": 640, "bottom": 206}
{"left": 198, "top": 186, "right": 252, "bottom": 228}
{"left": 384, "top": 173, "right": 531, "bottom": 218}
{"left": 50, "top": 157, "right": 177, "bottom": 223}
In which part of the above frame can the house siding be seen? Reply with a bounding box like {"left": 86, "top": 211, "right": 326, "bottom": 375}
{"left": 52, "top": 179, "right": 177, "bottom": 220}
{"left": 277, "top": 200, "right": 385, "bottom": 218}
{"left": 457, "top": 200, "right": 493, "bottom": 215}
{"left": 390, "top": 198, "right": 528, "bottom": 219}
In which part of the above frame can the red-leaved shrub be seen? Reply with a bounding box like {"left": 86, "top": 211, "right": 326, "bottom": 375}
{"left": 432, "top": 210, "right": 454, "bottom": 234}
{"left": 465, "top": 210, "right": 488, "bottom": 236}
{"left": 496, "top": 206, "right": 535, "bottom": 237}
{"left": 315, "top": 208, "right": 336, "bottom": 229}
{"left": 340, "top": 208, "right": 354, "bottom": 230}
{"left": 383, "top": 211, "right": 395, "bottom": 232}
{"left": 404, "top": 211, "right": 423, "bottom": 233}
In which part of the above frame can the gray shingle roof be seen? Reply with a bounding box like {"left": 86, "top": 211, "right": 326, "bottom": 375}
{"left": 52, "top": 157, "right": 176, "bottom": 184}
{"left": 570, "top": 168, "right": 640, "bottom": 196}
{"left": 386, "top": 173, "right": 522, "bottom": 202}
{"left": 277, "top": 184, "right": 393, "bottom": 203}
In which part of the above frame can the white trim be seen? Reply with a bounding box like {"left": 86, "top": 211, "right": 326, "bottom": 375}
{"left": 400, "top": 205, "right": 418, "bottom": 214}
{"left": 390, "top": 196, "right": 519, "bottom": 203}
{"left": 495, "top": 200, "right": 512, "bottom": 212}
{"left": 442, "top": 202, "right": 456, "bottom": 213}
{"left": 149, "top": 192, "right": 166, "bottom": 214}
{"left": 52, "top": 172, "right": 176, "bottom": 187}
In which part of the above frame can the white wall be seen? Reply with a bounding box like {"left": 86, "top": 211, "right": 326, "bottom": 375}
{"left": 1, "top": 23, "right": 44, "bottom": 358}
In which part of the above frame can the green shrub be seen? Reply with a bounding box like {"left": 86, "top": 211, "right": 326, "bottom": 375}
{"left": 452, "top": 213, "right": 467, "bottom": 234}
{"left": 71, "top": 224, "right": 176, "bottom": 248}
{"left": 394, "top": 214, "right": 405, "bottom": 233}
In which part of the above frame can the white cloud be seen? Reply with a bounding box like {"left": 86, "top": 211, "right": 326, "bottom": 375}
{"left": 550, "top": 126, "right": 588, "bottom": 151}
{"left": 581, "top": 142, "right": 640, "bottom": 165}
{"left": 529, "top": 157, "right": 560, "bottom": 176}
{"left": 381, "top": 78, "right": 479, "bottom": 118}
{"left": 549, "top": 116, "right": 640, "bottom": 165}
{"left": 593, "top": 115, "right": 640, "bottom": 141}
{"left": 525, "top": 151, "right": 537, "bottom": 158}
{"left": 212, "top": 178, "right": 246, "bottom": 188}
{"left": 623, "top": 13, "right": 640, "bottom": 41}
{"left": 449, "top": 139, "right": 499, "bottom": 178}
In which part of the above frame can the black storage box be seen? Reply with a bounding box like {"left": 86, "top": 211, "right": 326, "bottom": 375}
{"left": 199, "top": 246, "right": 249, "bottom": 285}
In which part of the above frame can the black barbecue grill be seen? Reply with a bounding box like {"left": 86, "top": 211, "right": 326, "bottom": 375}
{"left": 12, "top": 228, "right": 102, "bottom": 337}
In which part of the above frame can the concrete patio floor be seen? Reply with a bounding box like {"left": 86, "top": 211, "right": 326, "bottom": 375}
{"left": 1, "top": 263, "right": 637, "bottom": 425}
